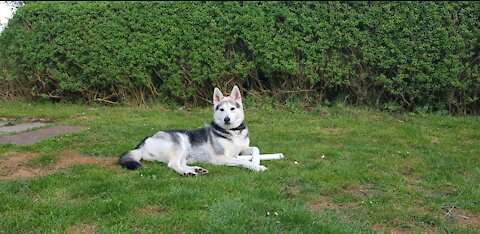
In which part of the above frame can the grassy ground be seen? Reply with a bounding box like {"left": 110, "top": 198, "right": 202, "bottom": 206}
{"left": 0, "top": 101, "right": 479, "bottom": 233}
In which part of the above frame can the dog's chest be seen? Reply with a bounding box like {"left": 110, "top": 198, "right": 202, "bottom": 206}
{"left": 217, "top": 128, "right": 250, "bottom": 157}
{"left": 230, "top": 128, "right": 250, "bottom": 148}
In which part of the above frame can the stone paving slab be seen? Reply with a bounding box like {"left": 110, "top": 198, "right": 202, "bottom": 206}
{"left": 0, "top": 122, "right": 48, "bottom": 134}
{"left": 0, "top": 125, "right": 88, "bottom": 145}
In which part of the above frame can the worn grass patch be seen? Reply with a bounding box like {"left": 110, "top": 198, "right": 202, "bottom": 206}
{"left": 0, "top": 101, "right": 479, "bottom": 233}
{"left": 24, "top": 154, "right": 59, "bottom": 168}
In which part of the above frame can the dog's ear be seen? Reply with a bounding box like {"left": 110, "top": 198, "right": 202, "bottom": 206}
{"left": 230, "top": 85, "right": 242, "bottom": 103}
{"left": 213, "top": 87, "right": 224, "bottom": 106}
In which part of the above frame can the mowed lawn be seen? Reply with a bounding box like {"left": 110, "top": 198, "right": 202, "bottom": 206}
{"left": 0, "top": 101, "right": 479, "bottom": 233}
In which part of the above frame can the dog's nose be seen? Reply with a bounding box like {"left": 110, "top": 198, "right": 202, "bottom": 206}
{"left": 224, "top": 117, "right": 230, "bottom": 124}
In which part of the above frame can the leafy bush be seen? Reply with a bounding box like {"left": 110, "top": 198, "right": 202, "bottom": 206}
{"left": 0, "top": 1, "right": 479, "bottom": 114}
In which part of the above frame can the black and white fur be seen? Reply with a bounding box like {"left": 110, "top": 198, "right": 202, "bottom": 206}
{"left": 119, "top": 85, "right": 267, "bottom": 176}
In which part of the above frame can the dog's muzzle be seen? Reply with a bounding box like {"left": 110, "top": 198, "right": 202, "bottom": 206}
{"left": 224, "top": 117, "right": 230, "bottom": 125}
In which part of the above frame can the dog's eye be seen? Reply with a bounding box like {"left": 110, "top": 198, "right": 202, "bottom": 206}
{"left": 230, "top": 107, "right": 235, "bottom": 111}
{"left": 220, "top": 108, "right": 224, "bottom": 111}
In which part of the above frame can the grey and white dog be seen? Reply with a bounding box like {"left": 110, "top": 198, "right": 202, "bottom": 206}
{"left": 119, "top": 85, "right": 267, "bottom": 176}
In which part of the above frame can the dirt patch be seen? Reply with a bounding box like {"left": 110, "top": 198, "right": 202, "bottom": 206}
{"left": 428, "top": 135, "right": 440, "bottom": 145}
{"left": 349, "top": 188, "right": 371, "bottom": 197}
{"left": 284, "top": 184, "right": 300, "bottom": 198}
{"left": 371, "top": 220, "right": 439, "bottom": 234}
{"left": 0, "top": 117, "right": 56, "bottom": 124}
{"left": 136, "top": 204, "right": 166, "bottom": 216}
{"left": 444, "top": 206, "right": 480, "bottom": 228}
{"left": 0, "top": 150, "right": 117, "bottom": 180}
{"left": 345, "top": 184, "right": 373, "bottom": 197}
{"left": 317, "top": 127, "right": 343, "bottom": 134}
{"left": 371, "top": 223, "right": 416, "bottom": 234}
{"left": 441, "top": 187, "right": 459, "bottom": 196}
{"left": 305, "top": 195, "right": 340, "bottom": 211}
{"left": 70, "top": 113, "right": 98, "bottom": 122}
{"left": 54, "top": 150, "right": 117, "bottom": 170}
{"left": 66, "top": 224, "right": 97, "bottom": 234}
{"left": 368, "top": 114, "right": 384, "bottom": 121}
{"left": 370, "top": 223, "right": 388, "bottom": 232}
{"left": 368, "top": 206, "right": 480, "bottom": 233}
{"left": 0, "top": 152, "right": 39, "bottom": 179}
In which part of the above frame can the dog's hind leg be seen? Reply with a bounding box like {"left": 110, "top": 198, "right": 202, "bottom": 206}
{"left": 167, "top": 148, "right": 198, "bottom": 176}
{"left": 179, "top": 153, "right": 209, "bottom": 175}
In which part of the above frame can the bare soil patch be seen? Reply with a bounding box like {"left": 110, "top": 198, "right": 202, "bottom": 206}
{"left": 345, "top": 184, "right": 373, "bottom": 197}
{"left": 0, "top": 117, "right": 56, "bottom": 124}
{"left": 371, "top": 223, "right": 416, "bottom": 234}
{"left": 284, "top": 184, "right": 300, "bottom": 198}
{"left": 136, "top": 204, "right": 166, "bottom": 216}
{"left": 305, "top": 195, "right": 340, "bottom": 212}
{"left": 0, "top": 150, "right": 117, "bottom": 180}
{"left": 444, "top": 206, "right": 480, "bottom": 228}
{"left": 66, "top": 224, "right": 97, "bottom": 234}
{"left": 313, "top": 126, "right": 344, "bottom": 135}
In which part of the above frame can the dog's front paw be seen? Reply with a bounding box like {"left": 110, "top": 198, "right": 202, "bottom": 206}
{"left": 181, "top": 172, "right": 198, "bottom": 177}
{"left": 254, "top": 165, "right": 268, "bottom": 172}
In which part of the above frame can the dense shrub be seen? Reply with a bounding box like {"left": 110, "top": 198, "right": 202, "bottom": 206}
{"left": 0, "top": 1, "right": 479, "bottom": 114}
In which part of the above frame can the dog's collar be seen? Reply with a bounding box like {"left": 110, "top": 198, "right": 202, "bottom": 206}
{"left": 211, "top": 121, "right": 229, "bottom": 135}
{"left": 230, "top": 122, "right": 246, "bottom": 131}
{"left": 211, "top": 122, "right": 246, "bottom": 132}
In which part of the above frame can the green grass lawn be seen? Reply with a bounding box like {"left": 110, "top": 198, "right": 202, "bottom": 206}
{"left": 0, "top": 101, "right": 479, "bottom": 233}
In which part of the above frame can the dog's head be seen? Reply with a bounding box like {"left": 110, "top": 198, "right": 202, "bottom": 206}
{"left": 213, "top": 85, "right": 245, "bottom": 130}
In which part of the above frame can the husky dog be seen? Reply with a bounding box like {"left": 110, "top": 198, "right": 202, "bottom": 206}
{"left": 119, "top": 85, "right": 267, "bottom": 176}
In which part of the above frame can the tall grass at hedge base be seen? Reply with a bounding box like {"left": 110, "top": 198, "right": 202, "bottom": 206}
{"left": 0, "top": 1, "right": 479, "bottom": 114}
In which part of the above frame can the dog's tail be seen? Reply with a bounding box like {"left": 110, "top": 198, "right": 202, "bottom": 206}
{"left": 119, "top": 149, "right": 142, "bottom": 170}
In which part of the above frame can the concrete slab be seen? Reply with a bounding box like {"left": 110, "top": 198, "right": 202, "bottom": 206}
{"left": 0, "top": 122, "right": 47, "bottom": 134}
{"left": 0, "top": 125, "right": 88, "bottom": 145}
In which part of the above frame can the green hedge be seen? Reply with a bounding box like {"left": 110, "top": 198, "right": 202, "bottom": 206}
{"left": 1, "top": 1, "right": 479, "bottom": 113}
